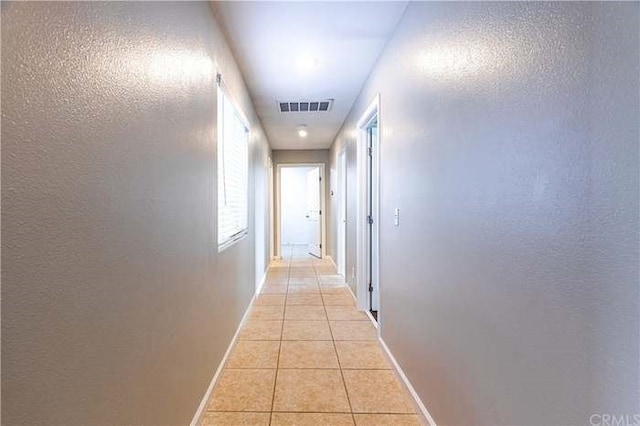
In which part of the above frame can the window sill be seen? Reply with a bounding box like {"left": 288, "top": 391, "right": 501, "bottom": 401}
{"left": 218, "top": 232, "right": 248, "bottom": 253}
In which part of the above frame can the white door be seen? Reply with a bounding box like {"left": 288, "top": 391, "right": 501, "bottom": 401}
{"left": 337, "top": 151, "right": 347, "bottom": 276}
{"left": 306, "top": 167, "right": 322, "bottom": 258}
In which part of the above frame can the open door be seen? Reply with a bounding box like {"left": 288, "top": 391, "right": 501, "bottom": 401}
{"left": 356, "top": 95, "right": 380, "bottom": 321}
{"left": 306, "top": 167, "right": 322, "bottom": 258}
{"left": 366, "top": 120, "right": 379, "bottom": 317}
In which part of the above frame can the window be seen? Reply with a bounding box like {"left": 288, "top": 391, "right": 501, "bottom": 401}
{"left": 217, "top": 79, "right": 249, "bottom": 250}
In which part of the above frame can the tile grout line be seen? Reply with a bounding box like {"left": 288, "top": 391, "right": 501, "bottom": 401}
{"left": 267, "top": 248, "right": 290, "bottom": 425}
{"left": 212, "top": 411, "right": 422, "bottom": 414}
{"left": 210, "top": 410, "right": 425, "bottom": 415}
{"left": 211, "top": 249, "right": 421, "bottom": 424}
{"left": 313, "top": 260, "right": 357, "bottom": 426}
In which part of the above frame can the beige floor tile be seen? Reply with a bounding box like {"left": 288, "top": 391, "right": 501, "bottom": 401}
{"left": 202, "top": 412, "right": 271, "bottom": 425}
{"left": 288, "top": 278, "right": 317, "bottom": 284}
{"left": 290, "top": 266, "right": 315, "bottom": 271}
{"left": 322, "top": 294, "right": 356, "bottom": 306}
{"left": 279, "top": 341, "right": 339, "bottom": 368}
{"left": 254, "top": 294, "right": 286, "bottom": 306}
{"left": 289, "top": 271, "right": 315, "bottom": 278}
{"left": 226, "top": 340, "right": 280, "bottom": 369}
{"left": 316, "top": 269, "right": 338, "bottom": 274}
{"left": 289, "top": 272, "right": 318, "bottom": 284}
{"left": 261, "top": 284, "right": 288, "bottom": 294}
{"left": 239, "top": 320, "right": 283, "bottom": 340}
{"left": 353, "top": 414, "right": 422, "bottom": 425}
{"left": 289, "top": 278, "right": 319, "bottom": 287}
{"left": 250, "top": 304, "right": 285, "bottom": 320}
{"left": 343, "top": 370, "right": 415, "bottom": 414}
{"left": 282, "top": 320, "right": 332, "bottom": 340}
{"left": 286, "top": 294, "right": 323, "bottom": 306}
{"left": 316, "top": 264, "right": 337, "bottom": 270}
{"left": 335, "top": 341, "right": 391, "bottom": 369}
{"left": 264, "top": 277, "right": 289, "bottom": 284}
{"left": 289, "top": 277, "right": 317, "bottom": 283}
{"left": 267, "top": 272, "right": 289, "bottom": 279}
{"left": 287, "top": 285, "right": 320, "bottom": 294}
{"left": 273, "top": 369, "right": 350, "bottom": 412}
{"left": 325, "top": 305, "right": 369, "bottom": 321}
{"left": 207, "top": 369, "right": 276, "bottom": 412}
{"left": 330, "top": 321, "right": 377, "bottom": 340}
{"left": 284, "top": 305, "right": 327, "bottom": 320}
{"left": 317, "top": 275, "right": 339, "bottom": 280}
{"left": 271, "top": 413, "right": 354, "bottom": 425}
{"left": 320, "top": 276, "right": 346, "bottom": 285}
{"left": 321, "top": 286, "right": 352, "bottom": 295}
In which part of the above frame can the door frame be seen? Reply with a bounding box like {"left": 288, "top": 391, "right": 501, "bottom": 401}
{"left": 268, "top": 157, "right": 275, "bottom": 260}
{"left": 276, "top": 163, "right": 326, "bottom": 259}
{"left": 337, "top": 148, "right": 347, "bottom": 277}
{"left": 356, "top": 95, "right": 380, "bottom": 316}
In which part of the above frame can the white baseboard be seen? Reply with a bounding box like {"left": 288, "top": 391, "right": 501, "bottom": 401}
{"left": 379, "top": 338, "right": 437, "bottom": 426}
{"left": 364, "top": 310, "right": 379, "bottom": 330}
{"left": 255, "top": 268, "right": 268, "bottom": 294}
{"left": 345, "top": 280, "right": 358, "bottom": 303}
{"left": 344, "top": 284, "right": 379, "bottom": 332}
{"left": 342, "top": 275, "right": 379, "bottom": 331}
{"left": 325, "top": 255, "right": 338, "bottom": 270}
{"left": 189, "top": 294, "right": 256, "bottom": 426}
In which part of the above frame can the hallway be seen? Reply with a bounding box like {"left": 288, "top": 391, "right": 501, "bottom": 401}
{"left": 2, "top": 1, "right": 639, "bottom": 425}
{"left": 203, "top": 245, "right": 423, "bottom": 425}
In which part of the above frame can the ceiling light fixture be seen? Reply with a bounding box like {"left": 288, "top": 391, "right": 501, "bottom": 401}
{"left": 297, "top": 125, "right": 308, "bottom": 138}
{"left": 298, "top": 55, "right": 319, "bottom": 73}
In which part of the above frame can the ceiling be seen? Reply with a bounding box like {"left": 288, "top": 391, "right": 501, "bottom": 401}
{"left": 213, "top": 1, "right": 408, "bottom": 150}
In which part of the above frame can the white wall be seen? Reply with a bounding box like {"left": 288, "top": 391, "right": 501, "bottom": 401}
{"left": 328, "top": 2, "right": 639, "bottom": 425}
{"left": 1, "top": 2, "right": 271, "bottom": 424}
{"left": 280, "top": 167, "right": 315, "bottom": 245}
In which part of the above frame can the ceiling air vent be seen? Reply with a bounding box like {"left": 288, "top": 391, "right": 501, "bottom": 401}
{"left": 278, "top": 100, "right": 333, "bottom": 113}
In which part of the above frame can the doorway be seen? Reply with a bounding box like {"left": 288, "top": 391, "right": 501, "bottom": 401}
{"left": 337, "top": 150, "right": 347, "bottom": 277}
{"left": 356, "top": 95, "right": 380, "bottom": 322}
{"left": 268, "top": 158, "right": 275, "bottom": 260}
{"left": 277, "top": 164, "right": 326, "bottom": 259}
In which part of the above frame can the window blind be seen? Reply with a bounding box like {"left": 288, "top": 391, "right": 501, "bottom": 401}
{"left": 217, "top": 80, "right": 249, "bottom": 249}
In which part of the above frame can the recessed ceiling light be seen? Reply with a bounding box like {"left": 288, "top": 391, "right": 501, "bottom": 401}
{"left": 297, "top": 125, "right": 308, "bottom": 138}
{"left": 298, "top": 55, "right": 319, "bottom": 72}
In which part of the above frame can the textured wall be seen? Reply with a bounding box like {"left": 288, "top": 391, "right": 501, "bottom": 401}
{"left": 329, "top": 2, "right": 639, "bottom": 424}
{"left": 272, "top": 150, "right": 331, "bottom": 258}
{"left": 1, "top": 2, "right": 270, "bottom": 424}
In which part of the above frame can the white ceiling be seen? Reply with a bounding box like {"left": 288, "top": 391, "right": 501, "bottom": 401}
{"left": 213, "top": 1, "right": 408, "bottom": 150}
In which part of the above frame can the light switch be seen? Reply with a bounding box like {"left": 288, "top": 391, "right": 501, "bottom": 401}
{"left": 394, "top": 208, "right": 400, "bottom": 226}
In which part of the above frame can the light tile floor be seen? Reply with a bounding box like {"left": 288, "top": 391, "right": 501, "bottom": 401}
{"left": 203, "top": 245, "right": 425, "bottom": 425}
